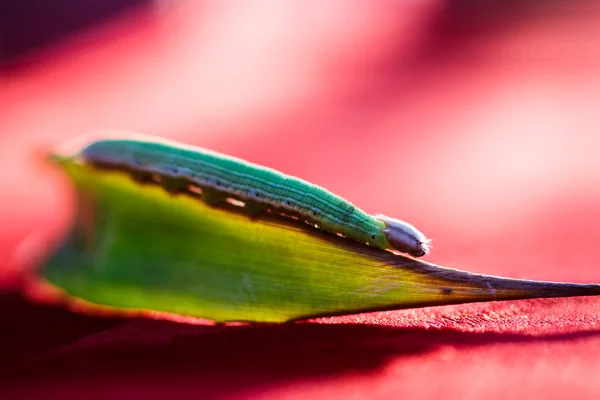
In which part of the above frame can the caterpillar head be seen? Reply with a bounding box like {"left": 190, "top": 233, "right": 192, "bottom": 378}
{"left": 374, "top": 214, "right": 431, "bottom": 257}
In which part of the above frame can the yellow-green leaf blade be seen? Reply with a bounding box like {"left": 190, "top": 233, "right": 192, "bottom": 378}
{"left": 39, "top": 158, "right": 600, "bottom": 323}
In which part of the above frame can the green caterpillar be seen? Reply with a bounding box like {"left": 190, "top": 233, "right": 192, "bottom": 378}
{"left": 69, "top": 134, "right": 431, "bottom": 257}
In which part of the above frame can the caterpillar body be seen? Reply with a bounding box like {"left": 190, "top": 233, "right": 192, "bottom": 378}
{"left": 71, "top": 135, "right": 431, "bottom": 257}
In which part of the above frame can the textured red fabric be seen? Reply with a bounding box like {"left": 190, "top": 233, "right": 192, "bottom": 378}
{"left": 2, "top": 2, "right": 600, "bottom": 399}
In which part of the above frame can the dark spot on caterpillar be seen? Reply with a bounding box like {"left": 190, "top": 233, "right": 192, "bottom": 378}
{"left": 216, "top": 180, "right": 221, "bottom": 186}
{"left": 371, "top": 235, "right": 376, "bottom": 240}
{"left": 441, "top": 287, "right": 453, "bottom": 295}
{"left": 161, "top": 177, "right": 186, "bottom": 193}
{"left": 131, "top": 170, "right": 153, "bottom": 183}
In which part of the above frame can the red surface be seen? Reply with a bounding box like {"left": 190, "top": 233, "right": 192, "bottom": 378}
{"left": 2, "top": 1, "right": 600, "bottom": 399}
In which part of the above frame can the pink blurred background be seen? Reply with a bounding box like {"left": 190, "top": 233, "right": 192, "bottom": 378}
{"left": 2, "top": 1, "right": 600, "bottom": 399}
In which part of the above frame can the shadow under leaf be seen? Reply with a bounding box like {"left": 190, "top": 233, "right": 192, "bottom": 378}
{"left": 2, "top": 292, "right": 600, "bottom": 400}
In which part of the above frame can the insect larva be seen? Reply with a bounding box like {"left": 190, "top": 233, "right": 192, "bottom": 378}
{"left": 73, "top": 135, "right": 431, "bottom": 257}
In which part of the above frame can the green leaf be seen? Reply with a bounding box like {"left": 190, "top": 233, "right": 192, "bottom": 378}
{"left": 38, "top": 156, "right": 600, "bottom": 323}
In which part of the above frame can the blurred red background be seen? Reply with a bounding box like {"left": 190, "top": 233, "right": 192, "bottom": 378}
{"left": 2, "top": 1, "right": 600, "bottom": 399}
